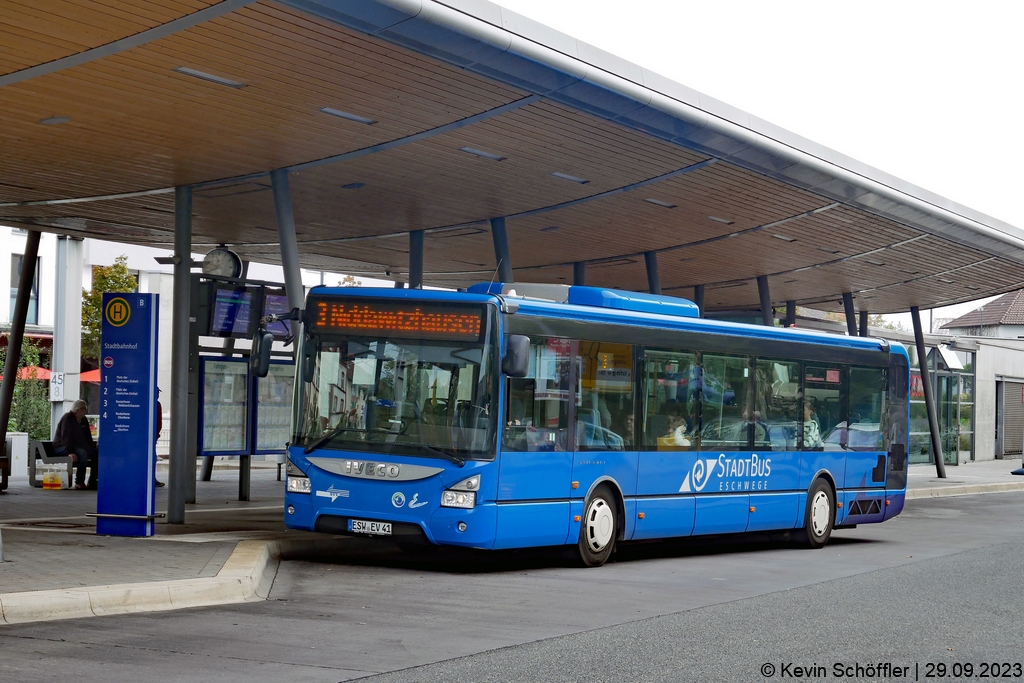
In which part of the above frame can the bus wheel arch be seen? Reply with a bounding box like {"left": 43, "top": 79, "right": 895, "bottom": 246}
{"left": 803, "top": 475, "right": 836, "bottom": 549}
{"left": 583, "top": 477, "right": 626, "bottom": 542}
{"left": 578, "top": 483, "right": 619, "bottom": 567}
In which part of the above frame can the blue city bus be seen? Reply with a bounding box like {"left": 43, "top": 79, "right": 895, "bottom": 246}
{"left": 282, "top": 283, "right": 909, "bottom": 566}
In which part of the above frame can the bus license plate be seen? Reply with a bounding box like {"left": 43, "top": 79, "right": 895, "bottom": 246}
{"left": 348, "top": 519, "right": 391, "bottom": 536}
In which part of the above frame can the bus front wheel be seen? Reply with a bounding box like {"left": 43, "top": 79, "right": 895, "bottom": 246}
{"left": 578, "top": 485, "right": 617, "bottom": 567}
{"left": 802, "top": 479, "right": 835, "bottom": 549}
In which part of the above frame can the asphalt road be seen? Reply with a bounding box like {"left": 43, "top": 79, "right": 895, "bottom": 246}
{"left": 2, "top": 492, "right": 1023, "bottom": 683}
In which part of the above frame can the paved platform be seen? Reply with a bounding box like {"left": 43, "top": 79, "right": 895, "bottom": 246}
{"left": 0, "top": 458, "right": 1020, "bottom": 625}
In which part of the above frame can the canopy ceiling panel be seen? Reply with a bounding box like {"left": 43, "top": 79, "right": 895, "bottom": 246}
{"left": 2, "top": 0, "right": 1024, "bottom": 314}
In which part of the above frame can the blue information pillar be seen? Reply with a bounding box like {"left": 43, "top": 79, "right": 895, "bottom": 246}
{"left": 98, "top": 293, "right": 159, "bottom": 536}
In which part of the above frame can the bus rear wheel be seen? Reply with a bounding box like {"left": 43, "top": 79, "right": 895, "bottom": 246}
{"left": 577, "top": 485, "right": 617, "bottom": 567}
{"left": 802, "top": 479, "right": 834, "bottom": 549}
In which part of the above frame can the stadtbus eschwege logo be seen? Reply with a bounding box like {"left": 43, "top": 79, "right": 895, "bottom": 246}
{"left": 105, "top": 297, "right": 131, "bottom": 327}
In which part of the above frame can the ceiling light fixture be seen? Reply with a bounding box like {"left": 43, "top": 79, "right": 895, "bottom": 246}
{"left": 552, "top": 172, "right": 589, "bottom": 184}
{"left": 459, "top": 146, "right": 506, "bottom": 161}
{"left": 341, "top": 182, "right": 365, "bottom": 190}
{"left": 901, "top": 269, "right": 920, "bottom": 275}
{"left": 866, "top": 259, "right": 885, "bottom": 266}
{"left": 772, "top": 234, "right": 797, "bottom": 242}
{"left": 39, "top": 116, "right": 71, "bottom": 125}
{"left": 965, "top": 285, "right": 980, "bottom": 290}
{"left": 320, "top": 107, "right": 376, "bottom": 125}
{"left": 540, "top": 226, "right": 559, "bottom": 232}
{"left": 707, "top": 216, "right": 734, "bottom": 224}
{"left": 174, "top": 66, "right": 246, "bottom": 88}
{"left": 818, "top": 246, "right": 840, "bottom": 254}
{"left": 940, "top": 278, "right": 954, "bottom": 284}
{"left": 644, "top": 198, "right": 676, "bottom": 209}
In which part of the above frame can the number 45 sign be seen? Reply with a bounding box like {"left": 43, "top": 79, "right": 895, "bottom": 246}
{"left": 49, "top": 372, "right": 65, "bottom": 402}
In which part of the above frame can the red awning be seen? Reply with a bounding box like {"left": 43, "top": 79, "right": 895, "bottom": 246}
{"left": 0, "top": 366, "right": 51, "bottom": 381}
{"left": 80, "top": 369, "right": 101, "bottom": 383}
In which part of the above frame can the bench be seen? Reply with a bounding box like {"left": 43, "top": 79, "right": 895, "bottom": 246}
{"left": 28, "top": 440, "right": 75, "bottom": 488}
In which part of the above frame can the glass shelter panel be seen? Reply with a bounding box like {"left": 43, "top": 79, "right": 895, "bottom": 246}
{"left": 202, "top": 359, "right": 249, "bottom": 453}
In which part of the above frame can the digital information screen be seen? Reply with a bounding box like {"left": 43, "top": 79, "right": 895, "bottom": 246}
{"left": 210, "top": 288, "right": 253, "bottom": 337}
{"left": 310, "top": 299, "right": 484, "bottom": 341}
{"left": 262, "top": 290, "right": 292, "bottom": 338}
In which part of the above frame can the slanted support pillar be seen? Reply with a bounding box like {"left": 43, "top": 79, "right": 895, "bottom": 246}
{"left": 409, "top": 230, "right": 424, "bottom": 289}
{"left": 693, "top": 285, "right": 705, "bottom": 318}
{"left": 0, "top": 230, "right": 41, "bottom": 465}
{"left": 757, "top": 275, "right": 773, "bottom": 327}
{"left": 644, "top": 251, "right": 661, "bottom": 295}
{"left": 842, "top": 292, "right": 858, "bottom": 336}
{"left": 271, "top": 170, "right": 304, "bottom": 314}
{"left": 911, "top": 306, "right": 946, "bottom": 478}
{"left": 168, "top": 188, "right": 192, "bottom": 524}
{"left": 573, "top": 262, "right": 586, "bottom": 286}
{"left": 490, "top": 217, "right": 513, "bottom": 283}
{"left": 859, "top": 310, "right": 868, "bottom": 337}
{"left": 786, "top": 300, "right": 796, "bottom": 327}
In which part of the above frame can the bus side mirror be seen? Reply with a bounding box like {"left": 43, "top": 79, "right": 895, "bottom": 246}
{"left": 502, "top": 334, "right": 530, "bottom": 378}
{"left": 301, "top": 340, "right": 316, "bottom": 383}
{"left": 251, "top": 330, "right": 273, "bottom": 378}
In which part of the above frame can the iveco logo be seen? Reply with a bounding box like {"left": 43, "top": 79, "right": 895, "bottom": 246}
{"left": 344, "top": 461, "right": 401, "bottom": 478}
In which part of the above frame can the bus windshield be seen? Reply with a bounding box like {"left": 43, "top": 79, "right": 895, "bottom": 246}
{"left": 295, "top": 331, "right": 498, "bottom": 462}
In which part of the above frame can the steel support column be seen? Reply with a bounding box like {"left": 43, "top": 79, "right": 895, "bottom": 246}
{"left": 911, "top": 306, "right": 946, "bottom": 478}
{"left": 786, "top": 300, "right": 796, "bottom": 327}
{"left": 573, "top": 262, "right": 586, "bottom": 286}
{"left": 756, "top": 275, "right": 773, "bottom": 327}
{"left": 409, "top": 230, "right": 424, "bottom": 289}
{"left": 168, "top": 188, "right": 192, "bottom": 524}
{"left": 490, "top": 217, "right": 513, "bottom": 283}
{"left": 271, "top": 170, "right": 305, "bottom": 313}
{"left": 0, "top": 230, "right": 41, "bottom": 464}
{"left": 693, "top": 285, "right": 705, "bottom": 318}
{"left": 51, "top": 236, "right": 83, "bottom": 434}
{"left": 842, "top": 292, "right": 858, "bottom": 336}
{"left": 644, "top": 251, "right": 661, "bottom": 295}
{"left": 859, "top": 310, "right": 868, "bottom": 337}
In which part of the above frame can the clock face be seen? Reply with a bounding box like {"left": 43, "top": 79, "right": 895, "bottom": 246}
{"left": 202, "top": 248, "right": 241, "bottom": 277}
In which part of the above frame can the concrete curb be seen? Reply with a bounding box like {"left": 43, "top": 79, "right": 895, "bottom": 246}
{"left": 0, "top": 536, "right": 348, "bottom": 625}
{"left": 907, "top": 481, "right": 1024, "bottom": 500}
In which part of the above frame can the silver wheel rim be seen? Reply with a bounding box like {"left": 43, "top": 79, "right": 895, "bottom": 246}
{"left": 810, "top": 490, "right": 831, "bottom": 537}
{"left": 585, "top": 497, "right": 615, "bottom": 552}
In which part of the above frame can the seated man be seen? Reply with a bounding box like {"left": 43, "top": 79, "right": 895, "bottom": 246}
{"left": 53, "top": 399, "right": 97, "bottom": 490}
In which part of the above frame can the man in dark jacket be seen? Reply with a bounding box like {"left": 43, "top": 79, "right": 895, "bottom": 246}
{"left": 53, "top": 399, "right": 97, "bottom": 490}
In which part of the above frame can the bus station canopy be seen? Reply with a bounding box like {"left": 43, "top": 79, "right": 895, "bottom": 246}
{"left": 3, "top": 0, "right": 1024, "bottom": 314}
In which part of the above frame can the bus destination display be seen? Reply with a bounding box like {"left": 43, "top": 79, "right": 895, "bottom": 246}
{"left": 312, "top": 300, "right": 483, "bottom": 341}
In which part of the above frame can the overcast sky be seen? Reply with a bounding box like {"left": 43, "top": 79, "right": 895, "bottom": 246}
{"left": 497, "top": 0, "right": 1021, "bottom": 321}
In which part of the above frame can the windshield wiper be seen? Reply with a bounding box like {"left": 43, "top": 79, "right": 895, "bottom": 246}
{"left": 304, "top": 426, "right": 371, "bottom": 454}
{"left": 417, "top": 444, "right": 466, "bottom": 467}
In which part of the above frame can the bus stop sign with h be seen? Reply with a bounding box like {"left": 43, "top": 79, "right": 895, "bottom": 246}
{"left": 95, "top": 293, "right": 160, "bottom": 536}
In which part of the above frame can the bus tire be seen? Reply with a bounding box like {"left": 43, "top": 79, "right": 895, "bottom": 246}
{"left": 578, "top": 485, "right": 617, "bottom": 567}
{"left": 803, "top": 479, "right": 834, "bottom": 549}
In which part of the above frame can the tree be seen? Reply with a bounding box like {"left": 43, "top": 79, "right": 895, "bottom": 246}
{"left": 0, "top": 339, "right": 51, "bottom": 440}
{"left": 338, "top": 274, "right": 361, "bottom": 287}
{"left": 81, "top": 255, "right": 138, "bottom": 362}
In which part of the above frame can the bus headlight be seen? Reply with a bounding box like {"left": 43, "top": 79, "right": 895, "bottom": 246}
{"left": 441, "top": 474, "right": 479, "bottom": 509}
{"left": 286, "top": 458, "right": 311, "bottom": 494}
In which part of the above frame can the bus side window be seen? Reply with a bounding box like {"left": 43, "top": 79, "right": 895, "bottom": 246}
{"left": 848, "top": 367, "right": 886, "bottom": 451}
{"left": 641, "top": 349, "right": 698, "bottom": 451}
{"left": 755, "top": 359, "right": 801, "bottom": 451}
{"left": 502, "top": 338, "right": 570, "bottom": 452}
{"left": 701, "top": 354, "right": 751, "bottom": 452}
{"left": 577, "top": 341, "right": 634, "bottom": 451}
